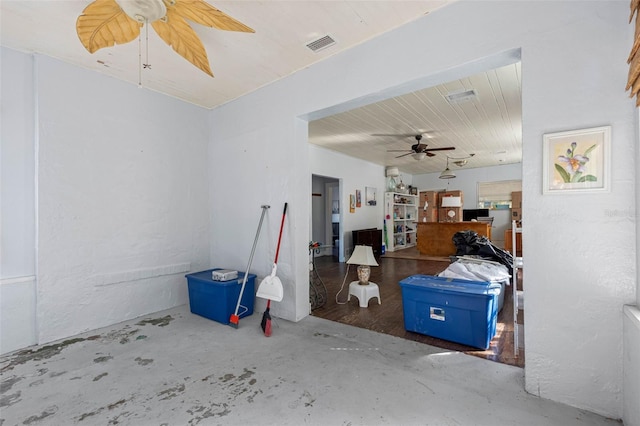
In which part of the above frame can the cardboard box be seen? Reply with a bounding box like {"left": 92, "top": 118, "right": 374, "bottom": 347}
{"left": 418, "top": 207, "right": 438, "bottom": 222}
{"left": 438, "top": 207, "right": 462, "bottom": 222}
{"left": 438, "top": 190, "right": 464, "bottom": 208}
{"left": 399, "top": 275, "right": 501, "bottom": 349}
{"left": 419, "top": 191, "right": 438, "bottom": 208}
{"left": 185, "top": 269, "right": 256, "bottom": 324}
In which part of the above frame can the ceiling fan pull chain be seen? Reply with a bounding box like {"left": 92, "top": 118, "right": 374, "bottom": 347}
{"left": 138, "top": 28, "right": 142, "bottom": 88}
{"left": 144, "top": 22, "right": 151, "bottom": 71}
{"left": 137, "top": 20, "right": 151, "bottom": 88}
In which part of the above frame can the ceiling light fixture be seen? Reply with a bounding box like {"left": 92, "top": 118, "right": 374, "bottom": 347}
{"left": 116, "top": 0, "right": 166, "bottom": 22}
{"left": 412, "top": 152, "right": 427, "bottom": 161}
{"left": 450, "top": 153, "right": 475, "bottom": 167}
{"left": 439, "top": 157, "right": 456, "bottom": 179}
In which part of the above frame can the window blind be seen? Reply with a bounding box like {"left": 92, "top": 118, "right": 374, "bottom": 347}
{"left": 477, "top": 180, "right": 522, "bottom": 209}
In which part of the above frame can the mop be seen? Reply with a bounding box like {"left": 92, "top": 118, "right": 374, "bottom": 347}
{"left": 229, "top": 205, "right": 270, "bottom": 328}
{"left": 257, "top": 202, "right": 287, "bottom": 336}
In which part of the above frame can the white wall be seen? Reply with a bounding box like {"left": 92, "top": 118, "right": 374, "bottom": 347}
{"left": 0, "top": 50, "right": 212, "bottom": 347}
{"left": 208, "top": 1, "right": 636, "bottom": 419}
{"left": 311, "top": 145, "right": 386, "bottom": 258}
{"left": 520, "top": 3, "right": 635, "bottom": 419}
{"left": 0, "top": 277, "right": 37, "bottom": 354}
{"left": 624, "top": 306, "right": 640, "bottom": 426}
{"left": 623, "top": 104, "right": 640, "bottom": 426}
{"left": 1, "top": 48, "right": 36, "bottom": 278}
{"left": 1, "top": 47, "right": 37, "bottom": 353}
{"left": 37, "top": 55, "right": 212, "bottom": 343}
{"left": 412, "top": 163, "right": 522, "bottom": 247}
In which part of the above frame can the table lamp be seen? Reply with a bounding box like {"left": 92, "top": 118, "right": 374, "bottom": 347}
{"left": 347, "top": 245, "right": 379, "bottom": 285}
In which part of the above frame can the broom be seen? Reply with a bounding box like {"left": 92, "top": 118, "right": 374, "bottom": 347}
{"left": 259, "top": 203, "right": 287, "bottom": 336}
{"left": 261, "top": 300, "right": 273, "bottom": 337}
{"left": 229, "top": 205, "right": 269, "bottom": 328}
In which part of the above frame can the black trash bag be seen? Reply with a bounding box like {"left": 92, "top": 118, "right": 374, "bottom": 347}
{"left": 452, "top": 230, "right": 514, "bottom": 273}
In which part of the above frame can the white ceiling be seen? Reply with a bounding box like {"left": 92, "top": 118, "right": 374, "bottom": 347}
{"left": 1, "top": 0, "right": 522, "bottom": 176}
{"left": 0, "top": 0, "right": 448, "bottom": 109}
{"left": 308, "top": 62, "right": 522, "bottom": 175}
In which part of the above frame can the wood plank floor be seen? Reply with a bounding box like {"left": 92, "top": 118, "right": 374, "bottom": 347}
{"left": 310, "top": 251, "right": 525, "bottom": 368}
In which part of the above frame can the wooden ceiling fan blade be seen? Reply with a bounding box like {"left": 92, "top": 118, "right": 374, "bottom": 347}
{"left": 76, "top": 0, "right": 141, "bottom": 53}
{"left": 424, "top": 147, "right": 456, "bottom": 152}
{"left": 395, "top": 152, "right": 413, "bottom": 158}
{"left": 387, "top": 150, "right": 412, "bottom": 153}
{"left": 152, "top": 9, "right": 214, "bottom": 76}
{"left": 172, "top": 0, "right": 254, "bottom": 32}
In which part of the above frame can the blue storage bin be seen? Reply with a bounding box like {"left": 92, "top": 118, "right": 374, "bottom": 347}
{"left": 399, "top": 275, "right": 501, "bottom": 349}
{"left": 185, "top": 269, "right": 256, "bottom": 325}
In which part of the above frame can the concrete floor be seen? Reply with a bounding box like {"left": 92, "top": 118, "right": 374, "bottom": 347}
{"left": 0, "top": 305, "right": 621, "bottom": 426}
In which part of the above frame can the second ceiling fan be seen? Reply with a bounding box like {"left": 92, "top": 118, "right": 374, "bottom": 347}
{"left": 387, "top": 134, "right": 455, "bottom": 159}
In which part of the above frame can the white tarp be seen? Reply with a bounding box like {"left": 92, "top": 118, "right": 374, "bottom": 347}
{"left": 438, "top": 258, "right": 511, "bottom": 283}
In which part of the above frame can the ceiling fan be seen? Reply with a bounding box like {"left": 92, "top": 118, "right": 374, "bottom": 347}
{"left": 76, "top": 0, "right": 254, "bottom": 77}
{"left": 387, "top": 134, "right": 455, "bottom": 159}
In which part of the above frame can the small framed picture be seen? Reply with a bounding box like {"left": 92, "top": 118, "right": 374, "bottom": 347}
{"left": 356, "top": 189, "right": 362, "bottom": 208}
{"left": 542, "top": 126, "right": 611, "bottom": 194}
{"left": 365, "top": 187, "right": 377, "bottom": 206}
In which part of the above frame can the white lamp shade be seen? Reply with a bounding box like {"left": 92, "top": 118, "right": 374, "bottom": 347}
{"left": 439, "top": 168, "right": 456, "bottom": 179}
{"left": 441, "top": 196, "right": 462, "bottom": 207}
{"left": 385, "top": 167, "right": 400, "bottom": 177}
{"left": 412, "top": 152, "right": 427, "bottom": 160}
{"left": 347, "top": 245, "right": 379, "bottom": 266}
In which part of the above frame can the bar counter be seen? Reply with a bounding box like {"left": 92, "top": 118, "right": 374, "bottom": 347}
{"left": 417, "top": 222, "right": 492, "bottom": 257}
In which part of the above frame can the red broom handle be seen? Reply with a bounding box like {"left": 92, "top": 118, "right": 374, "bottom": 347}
{"left": 274, "top": 203, "right": 288, "bottom": 264}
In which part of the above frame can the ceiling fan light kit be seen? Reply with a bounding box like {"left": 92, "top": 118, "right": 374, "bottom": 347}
{"left": 387, "top": 134, "right": 455, "bottom": 159}
{"left": 116, "top": 0, "right": 166, "bottom": 22}
{"left": 450, "top": 153, "right": 475, "bottom": 167}
{"left": 412, "top": 152, "right": 427, "bottom": 161}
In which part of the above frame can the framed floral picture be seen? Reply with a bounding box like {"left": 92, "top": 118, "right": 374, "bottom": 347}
{"left": 542, "top": 126, "right": 611, "bottom": 194}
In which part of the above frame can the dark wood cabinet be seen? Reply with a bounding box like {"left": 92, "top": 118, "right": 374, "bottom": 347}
{"left": 352, "top": 228, "right": 383, "bottom": 257}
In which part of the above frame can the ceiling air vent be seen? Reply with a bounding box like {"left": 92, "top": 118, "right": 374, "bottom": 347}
{"left": 445, "top": 89, "right": 478, "bottom": 104}
{"left": 306, "top": 35, "right": 336, "bottom": 53}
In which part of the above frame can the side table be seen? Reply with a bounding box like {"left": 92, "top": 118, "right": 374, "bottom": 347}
{"left": 348, "top": 281, "right": 381, "bottom": 308}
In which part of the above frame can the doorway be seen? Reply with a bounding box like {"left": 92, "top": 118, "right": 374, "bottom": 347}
{"left": 311, "top": 174, "right": 341, "bottom": 262}
{"left": 306, "top": 52, "right": 523, "bottom": 367}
